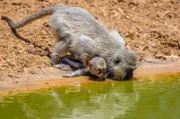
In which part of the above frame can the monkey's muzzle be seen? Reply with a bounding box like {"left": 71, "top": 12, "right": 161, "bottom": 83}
{"left": 108, "top": 69, "right": 134, "bottom": 80}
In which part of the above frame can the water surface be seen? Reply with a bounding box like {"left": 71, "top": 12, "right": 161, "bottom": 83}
{"left": 0, "top": 78, "right": 180, "bottom": 119}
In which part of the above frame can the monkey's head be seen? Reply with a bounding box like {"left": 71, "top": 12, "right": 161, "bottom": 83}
{"left": 88, "top": 57, "right": 107, "bottom": 79}
{"left": 108, "top": 49, "right": 138, "bottom": 80}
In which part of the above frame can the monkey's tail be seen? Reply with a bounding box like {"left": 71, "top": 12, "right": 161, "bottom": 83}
{"left": 27, "top": 47, "right": 51, "bottom": 58}
{"left": 1, "top": 5, "right": 62, "bottom": 29}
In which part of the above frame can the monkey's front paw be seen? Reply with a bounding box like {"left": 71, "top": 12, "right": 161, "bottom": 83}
{"left": 53, "top": 64, "right": 72, "bottom": 71}
{"left": 63, "top": 74, "right": 71, "bottom": 78}
{"left": 51, "top": 55, "right": 61, "bottom": 65}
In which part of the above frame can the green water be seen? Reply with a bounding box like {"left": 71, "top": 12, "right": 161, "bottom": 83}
{"left": 0, "top": 79, "right": 180, "bottom": 119}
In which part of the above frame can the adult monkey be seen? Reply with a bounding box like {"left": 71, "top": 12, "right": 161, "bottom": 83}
{"left": 2, "top": 5, "right": 137, "bottom": 80}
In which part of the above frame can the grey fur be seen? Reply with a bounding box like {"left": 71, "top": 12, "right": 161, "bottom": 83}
{"left": 110, "top": 30, "right": 126, "bottom": 49}
{"left": 2, "top": 5, "right": 137, "bottom": 80}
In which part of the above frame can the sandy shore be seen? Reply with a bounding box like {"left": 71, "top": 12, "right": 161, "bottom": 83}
{"left": 0, "top": 0, "right": 180, "bottom": 95}
{"left": 0, "top": 61, "right": 179, "bottom": 96}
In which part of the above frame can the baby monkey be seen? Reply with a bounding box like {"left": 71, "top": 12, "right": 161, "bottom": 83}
{"left": 63, "top": 56, "right": 107, "bottom": 81}
{"left": 27, "top": 50, "right": 107, "bottom": 81}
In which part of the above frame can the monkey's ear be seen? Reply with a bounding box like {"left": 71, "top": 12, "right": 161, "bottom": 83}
{"left": 110, "top": 30, "right": 126, "bottom": 48}
{"left": 80, "top": 35, "right": 97, "bottom": 52}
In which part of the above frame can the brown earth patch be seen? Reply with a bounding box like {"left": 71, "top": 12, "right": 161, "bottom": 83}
{"left": 0, "top": 0, "right": 180, "bottom": 94}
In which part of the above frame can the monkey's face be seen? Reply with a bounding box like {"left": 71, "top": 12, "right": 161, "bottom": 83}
{"left": 88, "top": 57, "right": 107, "bottom": 78}
{"left": 109, "top": 49, "right": 138, "bottom": 80}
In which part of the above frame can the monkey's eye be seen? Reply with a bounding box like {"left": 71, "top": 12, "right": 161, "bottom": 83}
{"left": 114, "top": 57, "right": 121, "bottom": 65}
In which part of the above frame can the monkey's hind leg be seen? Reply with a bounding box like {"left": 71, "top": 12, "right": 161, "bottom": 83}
{"left": 61, "top": 57, "right": 84, "bottom": 69}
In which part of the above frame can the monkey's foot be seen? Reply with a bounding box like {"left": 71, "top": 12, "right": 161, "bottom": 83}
{"left": 53, "top": 64, "right": 72, "bottom": 71}
{"left": 62, "top": 74, "right": 72, "bottom": 78}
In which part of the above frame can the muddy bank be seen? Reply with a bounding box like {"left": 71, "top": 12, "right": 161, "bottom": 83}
{"left": 0, "top": 0, "right": 180, "bottom": 81}
{"left": 0, "top": 0, "right": 180, "bottom": 95}
{"left": 0, "top": 61, "right": 180, "bottom": 96}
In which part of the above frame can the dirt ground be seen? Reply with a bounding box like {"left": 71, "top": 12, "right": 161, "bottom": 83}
{"left": 0, "top": 0, "right": 180, "bottom": 81}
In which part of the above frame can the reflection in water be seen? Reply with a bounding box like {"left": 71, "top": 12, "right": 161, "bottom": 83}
{"left": 57, "top": 81, "right": 139, "bottom": 119}
{"left": 65, "top": 83, "right": 81, "bottom": 94}
{"left": 0, "top": 80, "right": 180, "bottom": 119}
{"left": 46, "top": 81, "right": 139, "bottom": 119}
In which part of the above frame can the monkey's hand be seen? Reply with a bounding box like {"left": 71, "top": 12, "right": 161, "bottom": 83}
{"left": 63, "top": 69, "right": 87, "bottom": 78}
{"left": 51, "top": 55, "right": 61, "bottom": 65}
{"left": 96, "top": 77, "right": 106, "bottom": 81}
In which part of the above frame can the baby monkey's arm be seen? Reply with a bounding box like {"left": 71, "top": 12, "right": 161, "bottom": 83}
{"left": 63, "top": 68, "right": 89, "bottom": 78}
{"left": 63, "top": 56, "right": 107, "bottom": 81}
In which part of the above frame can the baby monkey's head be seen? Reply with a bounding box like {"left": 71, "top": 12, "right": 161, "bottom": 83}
{"left": 88, "top": 57, "right": 107, "bottom": 80}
